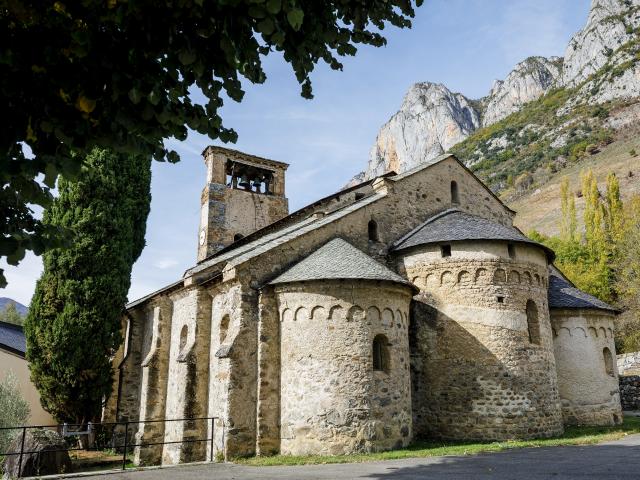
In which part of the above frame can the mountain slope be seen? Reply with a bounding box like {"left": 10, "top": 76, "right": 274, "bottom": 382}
{"left": 352, "top": 0, "right": 640, "bottom": 188}
{"left": 509, "top": 133, "right": 640, "bottom": 235}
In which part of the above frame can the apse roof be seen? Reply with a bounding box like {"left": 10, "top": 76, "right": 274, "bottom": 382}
{"left": 269, "top": 238, "right": 416, "bottom": 290}
{"left": 548, "top": 266, "right": 618, "bottom": 313}
{"left": 391, "top": 209, "right": 554, "bottom": 260}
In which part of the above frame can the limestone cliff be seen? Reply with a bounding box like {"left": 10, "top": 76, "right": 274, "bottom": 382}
{"left": 352, "top": 0, "right": 640, "bottom": 184}
{"left": 482, "top": 56, "right": 563, "bottom": 126}
{"left": 560, "top": 0, "right": 640, "bottom": 87}
{"left": 366, "top": 83, "right": 480, "bottom": 179}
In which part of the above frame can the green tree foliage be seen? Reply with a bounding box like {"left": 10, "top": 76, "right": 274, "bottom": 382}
{"left": 0, "top": 0, "right": 423, "bottom": 286}
{"left": 604, "top": 172, "right": 624, "bottom": 247}
{"left": 613, "top": 196, "right": 640, "bottom": 353}
{"left": 24, "top": 148, "right": 151, "bottom": 423}
{"left": 0, "top": 372, "right": 30, "bottom": 460}
{"left": 0, "top": 303, "right": 24, "bottom": 326}
{"left": 559, "top": 178, "right": 577, "bottom": 242}
{"left": 530, "top": 170, "right": 640, "bottom": 352}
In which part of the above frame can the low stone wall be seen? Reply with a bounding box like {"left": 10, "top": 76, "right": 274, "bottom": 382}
{"left": 618, "top": 352, "right": 640, "bottom": 376}
{"left": 619, "top": 375, "right": 640, "bottom": 411}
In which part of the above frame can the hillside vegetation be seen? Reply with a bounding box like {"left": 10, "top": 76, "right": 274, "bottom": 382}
{"left": 451, "top": 34, "right": 640, "bottom": 197}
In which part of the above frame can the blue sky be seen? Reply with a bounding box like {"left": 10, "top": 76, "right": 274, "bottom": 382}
{"left": 2, "top": 0, "right": 590, "bottom": 306}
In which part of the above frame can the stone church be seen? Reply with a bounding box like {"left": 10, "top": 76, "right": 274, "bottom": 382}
{"left": 103, "top": 146, "right": 622, "bottom": 465}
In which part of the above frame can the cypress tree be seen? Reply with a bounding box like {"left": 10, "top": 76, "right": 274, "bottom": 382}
{"left": 24, "top": 148, "right": 151, "bottom": 423}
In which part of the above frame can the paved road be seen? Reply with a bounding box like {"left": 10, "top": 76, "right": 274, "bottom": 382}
{"left": 61, "top": 434, "right": 640, "bottom": 480}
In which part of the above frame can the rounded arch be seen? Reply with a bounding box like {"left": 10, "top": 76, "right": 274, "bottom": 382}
{"left": 475, "top": 268, "right": 488, "bottom": 283}
{"left": 458, "top": 270, "right": 471, "bottom": 285}
{"left": 372, "top": 334, "right": 390, "bottom": 372}
{"left": 281, "top": 308, "right": 293, "bottom": 323}
{"left": 526, "top": 299, "right": 540, "bottom": 345}
{"left": 381, "top": 308, "right": 394, "bottom": 327}
{"left": 347, "top": 305, "right": 365, "bottom": 322}
{"left": 328, "top": 305, "right": 344, "bottom": 321}
{"left": 294, "top": 306, "right": 309, "bottom": 322}
{"left": 603, "top": 347, "right": 615, "bottom": 376}
{"left": 395, "top": 309, "right": 403, "bottom": 326}
{"left": 451, "top": 180, "right": 460, "bottom": 204}
{"left": 509, "top": 270, "right": 521, "bottom": 284}
{"left": 493, "top": 268, "right": 506, "bottom": 283}
{"left": 441, "top": 270, "right": 454, "bottom": 285}
{"left": 368, "top": 219, "right": 379, "bottom": 242}
{"left": 366, "top": 306, "right": 381, "bottom": 323}
{"left": 523, "top": 271, "right": 532, "bottom": 284}
{"left": 310, "top": 305, "right": 326, "bottom": 320}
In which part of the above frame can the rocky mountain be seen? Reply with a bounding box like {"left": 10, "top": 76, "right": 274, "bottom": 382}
{"left": 0, "top": 297, "right": 28, "bottom": 316}
{"left": 352, "top": 0, "right": 640, "bottom": 185}
{"left": 482, "top": 56, "right": 563, "bottom": 126}
{"left": 366, "top": 83, "right": 480, "bottom": 180}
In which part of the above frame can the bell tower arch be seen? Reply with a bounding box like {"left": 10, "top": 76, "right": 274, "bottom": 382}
{"left": 197, "top": 146, "right": 289, "bottom": 261}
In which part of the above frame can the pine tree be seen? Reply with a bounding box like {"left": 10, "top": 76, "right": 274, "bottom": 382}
{"left": 24, "top": 148, "right": 151, "bottom": 423}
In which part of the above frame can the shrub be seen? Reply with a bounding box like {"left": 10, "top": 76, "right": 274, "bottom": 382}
{"left": 630, "top": 149, "right": 637, "bottom": 157}
{"left": 0, "top": 372, "right": 30, "bottom": 462}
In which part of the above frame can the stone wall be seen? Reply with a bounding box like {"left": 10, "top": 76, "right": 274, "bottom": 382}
{"left": 618, "top": 352, "right": 640, "bottom": 376}
{"left": 162, "top": 287, "right": 212, "bottom": 465}
{"left": 276, "top": 280, "right": 413, "bottom": 455}
{"left": 551, "top": 309, "right": 622, "bottom": 426}
{"left": 399, "top": 241, "right": 564, "bottom": 440}
{"left": 133, "top": 298, "right": 173, "bottom": 465}
{"left": 619, "top": 376, "right": 640, "bottom": 410}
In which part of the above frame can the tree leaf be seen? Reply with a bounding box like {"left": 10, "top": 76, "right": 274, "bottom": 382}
{"left": 287, "top": 8, "right": 304, "bottom": 31}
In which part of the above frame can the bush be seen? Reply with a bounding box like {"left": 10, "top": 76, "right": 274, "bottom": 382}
{"left": 0, "top": 372, "right": 30, "bottom": 463}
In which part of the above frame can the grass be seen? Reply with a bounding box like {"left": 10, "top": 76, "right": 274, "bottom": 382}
{"left": 235, "top": 416, "right": 640, "bottom": 466}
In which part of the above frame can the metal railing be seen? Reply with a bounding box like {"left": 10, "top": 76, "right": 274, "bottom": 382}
{"left": 0, "top": 416, "right": 219, "bottom": 477}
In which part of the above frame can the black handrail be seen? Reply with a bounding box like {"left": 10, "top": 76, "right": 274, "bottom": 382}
{"left": 0, "top": 417, "right": 220, "bottom": 476}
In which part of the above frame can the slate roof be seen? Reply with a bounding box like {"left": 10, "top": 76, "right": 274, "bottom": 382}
{"left": 0, "top": 321, "right": 26, "bottom": 357}
{"left": 548, "top": 266, "right": 618, "bottom": 313}
{"left": 269, "top": 238, "right": 417, "bottom": 291}
{"left": 391, "top": 209, "right": 554, "bottom": 260}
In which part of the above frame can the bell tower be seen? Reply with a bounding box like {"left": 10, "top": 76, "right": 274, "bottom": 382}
{"left": 197, "top": 146, "right": 289, "bottom": 261}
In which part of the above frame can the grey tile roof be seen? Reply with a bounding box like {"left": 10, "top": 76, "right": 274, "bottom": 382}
{"left": 269, "top": 238, "right": 416, "bottom": 290}
{"left": 391, "top": 209, "right": 554, "bottom": 259}
{"left": 548, "top": 266, "right": 618, "bottom": 313}
{"left": 0, "top": 321, "right": 26, "bottom": 357}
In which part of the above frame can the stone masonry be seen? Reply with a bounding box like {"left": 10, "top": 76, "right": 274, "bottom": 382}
{"left": 104, "top": 147, "right": 622, "bottom": 464}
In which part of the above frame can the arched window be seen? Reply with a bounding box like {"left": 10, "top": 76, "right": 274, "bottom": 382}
{"left": 526, "top": 300, "right": 540, "bottom": 345}
{"left": 507, "top": 243, "right": 516, "bottom": 259}
{"left": 220, "top": 315, "right": 230, "bottom": 344}
{"left": 368, "top": 219, "right": 379, "bottom": 242}
{"left": 372, "top": 334, "right": 390, "bottom": 372}
{"left": 233, "top": 233, "right": 244, "bottom": 242}
{"left": 451, "top": 181, "right": 459, "bottom": 204}
{"left": 179, "top": 325, "right": 189, "bottom": 351}
{"left": 603, "top": 347, "right": 615, "bottom": 376}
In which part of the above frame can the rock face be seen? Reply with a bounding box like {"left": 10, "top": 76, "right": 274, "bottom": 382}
{"left": 482, "top": 56, "right": 562, "bottom": 126}
{"left": 365, "top": 83, "right": 480, "bottom": 180}
{"left": 2, "top": 429, "right": 72, "bottom": 478}
{"left": 355, "top": 0, "right": 640, "bottom": 183}
{"left": 560, "top": 0, "right": 640, "bottom": 87}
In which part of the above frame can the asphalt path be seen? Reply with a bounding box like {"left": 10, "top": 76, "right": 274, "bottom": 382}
{"left": 52, "top": 433, "right": 640, "bottom": 480}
